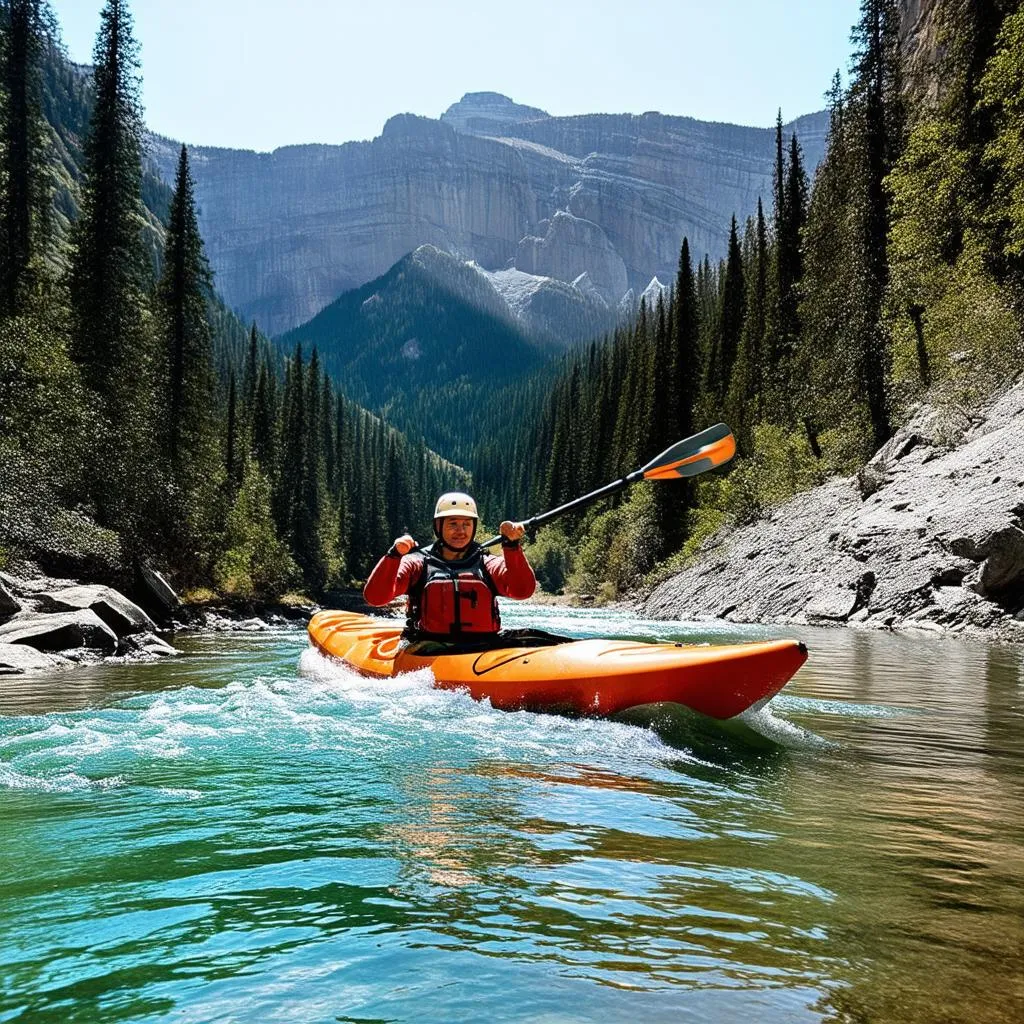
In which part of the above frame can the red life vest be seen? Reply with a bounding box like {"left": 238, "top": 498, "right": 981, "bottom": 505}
{"left": 406, "top": 545, "right": 501, "bottom": 638}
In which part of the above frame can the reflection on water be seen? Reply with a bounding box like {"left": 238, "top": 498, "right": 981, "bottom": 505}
{"left": 0, "top": 607, "right": 1021, "bottom": 1023}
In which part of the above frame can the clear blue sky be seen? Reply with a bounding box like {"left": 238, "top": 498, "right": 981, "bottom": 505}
{"left": 50, "top": 0, "right": 860, "bottom": 152}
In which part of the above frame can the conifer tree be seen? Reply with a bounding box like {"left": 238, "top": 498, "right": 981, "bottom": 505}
{"left": 727, "top": 201, "right": 768, "bottom": 451}
{"left": 251, "top": 361, "right": 278, "bottom": 477}
{"left": 0, "top": 0, "right": 49, "bottom": 314}
{"left": 704, "top": 216, "right": 745, "bottom": 415}
{"left": 225, "top": 372, "right": 238, "bottom": 490}
{"left": 159, "top": 146, "right": 216, "bottom": 466}
{"left": 67, "top": 0, "right": 156, "bottom": 541}
{"left": 851, "top": 0, "right": 904, "bottom": 449}
{"left": 155, "top": 144, "right": 223, "bottom": 581}
{"left": 243, "top": 322, "right": 259, "bottom": 407}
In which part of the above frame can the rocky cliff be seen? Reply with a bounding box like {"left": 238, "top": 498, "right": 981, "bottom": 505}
{"left": 642, "top": 381, "right": 1024, "bottom": 644}
{"left": 147, "top": 96, "right": 828, "bottom": 336}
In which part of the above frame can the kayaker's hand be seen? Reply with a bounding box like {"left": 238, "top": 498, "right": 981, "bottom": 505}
{"left": 499, "top": 521, "right": 525, "bottom": 543}
{"left": 391, "top": 534, "right": 416, "bottom": 556}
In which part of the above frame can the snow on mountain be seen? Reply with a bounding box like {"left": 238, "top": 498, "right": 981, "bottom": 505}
{"left": 469, "top": 262, "right": 616, "bottom": 349}
{"left": 640, "top": 276, "right": 669, "bottom": 310}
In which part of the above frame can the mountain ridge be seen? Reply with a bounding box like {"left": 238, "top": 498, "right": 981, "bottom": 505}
{"left": 146, "top": 96, "right": 830, "bottom": 336}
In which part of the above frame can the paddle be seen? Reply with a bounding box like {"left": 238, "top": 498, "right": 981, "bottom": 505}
{"left": 476, "top": 422, "right": 736, "bottom": 549}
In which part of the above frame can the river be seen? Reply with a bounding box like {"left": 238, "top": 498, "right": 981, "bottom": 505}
{"left": 1, "top": 605, "right": 1021, "bottom": 1023}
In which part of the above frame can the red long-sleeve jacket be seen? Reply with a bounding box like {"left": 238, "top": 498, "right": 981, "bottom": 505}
{"left": 363, "top": 544, "right": 536, "bottom": 608}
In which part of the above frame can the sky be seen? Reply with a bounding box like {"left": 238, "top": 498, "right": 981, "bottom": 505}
{"left": 50, "top": 0, "right": 861, "bottom": 153}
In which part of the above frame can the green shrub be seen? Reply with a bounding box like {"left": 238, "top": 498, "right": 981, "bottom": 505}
{"left": 567, "top": 487, "right": 661, "bottom": 600}
{"left": 214, "top": 459, "right": 299, "bottom": 599}
{"left": 527, "top": 524, "right": 574, "bottom": 593}
{"left": 719, "top": 424, "right": 825, "bottom": 525}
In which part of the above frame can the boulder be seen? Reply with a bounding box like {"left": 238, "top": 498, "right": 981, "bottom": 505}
{"left": 0, "top": 609, "right": 118, "bottom": 653}
{"left": 37, "top": 585, "right": 156, "bottom": 637}
{"left": 137, "top": 563, "right": 180, "bottom": 620}
{"left": 0, "top": 580, "right": 20, "bottom": 623}
{"left": 118, "top": 632, "right": 179, "bottom": 658}
{"left": 975, "top": 525, "right": 1024, "bottom": 597}
{"left": 0, "top": 642, "right": 70, "bottom": 674}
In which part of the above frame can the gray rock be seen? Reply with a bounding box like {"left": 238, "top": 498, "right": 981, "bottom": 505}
{"left": 0, "top": 581, "right": 19, "bottom": 623}
{"left": 118, "top": 632, "right": 179, "bottom": 658}
{"left": 0, "top": 643, "right": 70, "bottom": 675}
{"left": 0, "top": 642, "right": 70, "bottom": 674}
{"left": 642, "top": 381, "right": 1024, "bottom": 642}
{"left": 138, "top": 563, "right": 180, "bottom": 617}
{"left": 37, "top": 585, "right": 156, "bottom": 637}
{"left": 0, "top": 609, "right": 119, "bottom": 653}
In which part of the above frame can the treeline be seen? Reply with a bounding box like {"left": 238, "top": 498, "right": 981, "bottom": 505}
{"left": 473, "top": 0, "right": 1024, "bottom": 598}
{"left": 0, "top": 0, "right": 464, "bottom": 599}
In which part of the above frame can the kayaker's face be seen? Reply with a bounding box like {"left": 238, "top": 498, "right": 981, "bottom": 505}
{"left": 441, "top": 517, "right": 474, "bottom": 550}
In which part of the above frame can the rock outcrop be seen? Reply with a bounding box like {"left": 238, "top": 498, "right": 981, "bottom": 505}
{"left": 147, "top": 98, "right": 829, "bottom": 335}
{"left": 642, "top": 383, "right": 1024, "bottom": 643}
{"left": 0, "top": 571, "right": 179, "bottom": 672}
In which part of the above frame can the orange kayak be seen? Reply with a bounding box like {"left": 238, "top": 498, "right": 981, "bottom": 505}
{"left": 307, "top": 611, "right": 807, "bottom": 720}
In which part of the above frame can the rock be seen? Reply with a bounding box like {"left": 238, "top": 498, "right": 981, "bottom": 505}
{"left": 0, "top": 581, "right": 20, "bottom": 623}
{"left": 137, "top": 563, "right": 180, "bottom": 620}
{"left": 805, "top": 580, "right": 863, "bottom": 623}
{"left": 0, "top": 609, "right": 118, "bottom": 653}
{"left": 515, "top": 211, "right": 629, "bottom": 304}
{"left": 0, "top": 642, "right": 69, "bottom": 674}
{"left": 118, "top": 633, "right": 178, "bottom": 658}
{"left": 974, "top": 525, "right": 1024, "bottom": 597}
{"left": 36, "top": 585, "right": 156, "bottom": 637}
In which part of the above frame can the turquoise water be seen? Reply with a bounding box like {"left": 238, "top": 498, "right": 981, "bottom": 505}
{"left": 1, "top": 605, "right": 1022, "bottom": 1023}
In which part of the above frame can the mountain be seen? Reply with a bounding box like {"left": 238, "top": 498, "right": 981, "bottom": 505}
{"left": 277, "top": 245, "right": 552, "bottom": 460}
{"left": 146, "top": 99, "right": 830, "bottom": 335}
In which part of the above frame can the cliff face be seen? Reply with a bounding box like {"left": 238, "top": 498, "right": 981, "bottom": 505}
{"left": 148, "top": 96, "right": 828, "bottom": 336}
{"left": 899, "top": 0, "right": 943, "bottom": 104}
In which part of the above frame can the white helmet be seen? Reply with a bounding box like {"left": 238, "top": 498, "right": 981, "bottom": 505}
{"left": 433, "top": 492, "right": 479, "bottom": 520}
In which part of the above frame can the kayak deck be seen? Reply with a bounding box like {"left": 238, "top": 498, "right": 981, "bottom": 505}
{"left": 308, "top": 611, "right": 807, "bottom": 720}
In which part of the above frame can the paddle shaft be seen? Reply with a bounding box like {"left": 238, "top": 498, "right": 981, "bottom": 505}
{"left": 408, "top": 424, "right": 735, "bottom": 553}
{"left": 476, "top": 470, "right": 643, "bottom": 549}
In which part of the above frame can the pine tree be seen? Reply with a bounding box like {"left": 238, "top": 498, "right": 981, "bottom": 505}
{"left": 705, "top": 216, "right": 745, "bottom": 416}
{"left": 851, "top": 0, "right": 904, "bottom": 450}
{"left": 67, "top": 0, "right": 156, "bottom": 541}
{"left": 726, "top": 201, "right": 768, "bottom": 451}
{"left": 0, "top": 0, "right": 49, "bottom": 314}
{"left": 159, "top": 146, "right": 216, "bottom": 466}
{"left": 155, "top": 144, "right": 223, "bottom": 582}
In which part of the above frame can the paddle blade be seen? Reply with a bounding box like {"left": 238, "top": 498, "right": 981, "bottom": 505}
{"left": 642, "top": 423, "right": 736, "bottom": 480}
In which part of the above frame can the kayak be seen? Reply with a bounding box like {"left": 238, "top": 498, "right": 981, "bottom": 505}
{"left": 307, "top": 611, "right": 808, "bottom": 719}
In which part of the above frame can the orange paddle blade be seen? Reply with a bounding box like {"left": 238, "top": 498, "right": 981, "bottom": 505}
{"left": 642, "top": 424, "right": 736, "bottom": 480}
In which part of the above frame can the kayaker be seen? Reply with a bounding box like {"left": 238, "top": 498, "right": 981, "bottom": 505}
{"left": 363, "top": 492, "right": 536, "bottom": 641}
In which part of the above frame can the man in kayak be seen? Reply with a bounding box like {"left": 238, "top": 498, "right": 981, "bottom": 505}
{"left": 363, "top": 492, "right": 536, "bottom": 642}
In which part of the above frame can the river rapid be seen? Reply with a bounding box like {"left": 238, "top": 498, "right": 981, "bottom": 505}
{"left": 1, "top": 605, "right": 1021, "bottom": 1023}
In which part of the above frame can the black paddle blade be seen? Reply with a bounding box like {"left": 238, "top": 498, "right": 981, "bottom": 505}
{"left": 642, "top": 423, "right": 736, "bottom": 480}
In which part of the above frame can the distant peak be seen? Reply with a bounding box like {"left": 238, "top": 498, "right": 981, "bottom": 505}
{"left": 441, "top": 92, "right": 550, "bottom": 134}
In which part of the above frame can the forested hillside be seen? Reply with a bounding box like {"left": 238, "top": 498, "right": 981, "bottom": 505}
{"left": 279, "top": 245, "right": 548, "bottom": 463}
{"left": 0, "top": 0, "right": 467, "bottom": 600}
{"left": 472, "top": 0, "right": 1024, "bottom": 598}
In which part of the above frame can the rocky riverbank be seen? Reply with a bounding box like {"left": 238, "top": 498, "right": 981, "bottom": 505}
{"left": 642, "top": 382, "right": 1024, "bottom": 644}
{"left": 0, "top": 567, "right": 320, "bottom": 676}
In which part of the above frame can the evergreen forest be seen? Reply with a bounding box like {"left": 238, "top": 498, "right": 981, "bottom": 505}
{"left": 0, "top": 0, "right": 467, "bottom": 604}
